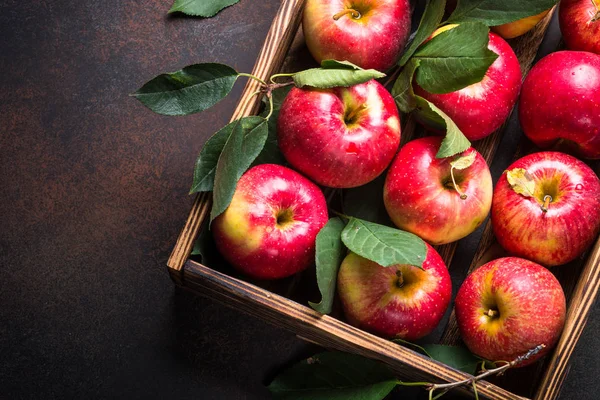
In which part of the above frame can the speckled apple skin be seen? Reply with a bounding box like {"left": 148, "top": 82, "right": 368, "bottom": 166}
{"left": 277, "top": 80, "right": 401, "bottom": 188}
{"left": 212, "top": 164, "right": 328, "bottom": 280}
{"left": 519, "top": 51, "right": 600, "bottom": 159}
{"left": 303, "top": 0, "right": 411, "bottom": 71}
{"left": 455, "top": 257, "right": 566, "bottom": 367}
{"left": 492, "top": 152, "right": 600, "bottom": 267}
{"left": 414, "top": 32, "right": 521, "bottom": 141}
{"left": 384, "top": 136, "right": 492, "bottom": 245}
{"left": 337, "top": 243, "right": 451, "bottom": 341}
{"left": 559, "top": 0, "right": 600, "bottom": 55}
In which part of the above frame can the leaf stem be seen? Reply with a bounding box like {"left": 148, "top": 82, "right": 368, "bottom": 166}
{"left": 396, "top": 380, "right": 430, "bottom": 387}
{"left": 265, "top": 93, "right": 275, "bottom": 120}
{"left": 331, "top": 209, "right": 351, "bottom": 222}
{"left": 270, "top": 72, "right": 296, "bottom": 84}
{"left": 238, "top": 72, "right": 268, "bottom": 86}
{"left": 450, "top": 166, "right": 467, "bottom": 200}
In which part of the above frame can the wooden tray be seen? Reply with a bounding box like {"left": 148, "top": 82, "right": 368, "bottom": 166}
{"left": 167, "top": 1, "right": 600, "bottom": 398}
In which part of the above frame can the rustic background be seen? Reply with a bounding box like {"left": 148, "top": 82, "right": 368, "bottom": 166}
{"left": 1, "top": 0, "right": 597, "bottom": 398}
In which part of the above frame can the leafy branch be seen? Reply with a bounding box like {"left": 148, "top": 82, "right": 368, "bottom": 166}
{"left": 132, "top": 60, "right": 384, "bottom": 223}
{"left": 267, "top": 346, "right": 544, "bottom": 400}
{"left": 423, "top": 344, "right": 546, "bottom": 399}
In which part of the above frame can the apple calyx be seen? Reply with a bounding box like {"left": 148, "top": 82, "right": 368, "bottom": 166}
{"left": 541, "top": 195, "right": 552, "bottom": 213}
{"left": 275, "top": 208, "right": 295, "bottom": 229}
{"left": 333, "top": 8, "right": 361, "bottom": 21}
{"left": 485, "top": 308, "right": 499, "bottom": 318}
{"left": 395, "top": 270, "right": 405, "bottom": 288}
{"left": 343, "top": 104, "right": 367, "bottom": 126}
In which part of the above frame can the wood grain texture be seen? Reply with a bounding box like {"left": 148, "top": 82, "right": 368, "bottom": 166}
{"left": 534, "top": 237, "right": 600, "bottom": 400}
{"left": 166, "top": 0, "right": 306, "bottom": 277}
{"left": 182, "top": 259, "right": 527, "bottom": 400}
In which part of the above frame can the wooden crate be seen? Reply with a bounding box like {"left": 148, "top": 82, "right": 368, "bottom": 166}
{"left": 167, "top": 0, "right": 600, "bottom": 398}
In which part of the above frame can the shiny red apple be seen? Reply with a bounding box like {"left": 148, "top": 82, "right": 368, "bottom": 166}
{"left": 337, "top": 243, "right": 451, "bottom": 341}
{"left": 519, "top": 51, "right": 600, "bottom": 159}
{"left": 492, "top": 152, "right": 600, "bottom": 267}
{"left": 302, "top": 0, "right": 411, "bottom": 71}
{"left": 559, "top": 0, "right": 600, "bottom": 55}
{"left": 414, "top": 30, "right": 521, "bottom": 141}
{"left": 455, "top": 257, "right": 566, "bottom": 367}
{"left": 384, "top": 137, "right": 492, "bottom": 245}
{"left": 277, "top": 80, "right": 401, "bottom": 188}
{"left": 212, "top": 164, "right": 328, "bottom": 280}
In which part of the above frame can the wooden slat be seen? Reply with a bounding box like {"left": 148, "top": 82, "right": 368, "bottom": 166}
{"left": 181, "top": 259, "right": 527, "bottom": 400}
{"left": 166, "top": 0, "right": 307, "bottom": 278}
{"left": 534, "top": 236, "right": 600, "bottom": 400}
{"left": 167, "top": 4, "right": 600, "bottom": 399}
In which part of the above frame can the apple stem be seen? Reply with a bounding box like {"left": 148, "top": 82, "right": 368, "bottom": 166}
{"left": 541, "top": 195, "right": 552, "bottom": 213}
{"left": 450, "top": 167, "right": 468, "bottom": 200}
{"left": 333, "top": 8, "right": 361, "bottom": 21}
{"left": 592, "top": 0, "right": 600, "bottom": 21}
{"left": 486, "top": 309, "right": 498, "bottom": 318}
{"left": 396, "top": 270, "right": 404, "bottom": 288}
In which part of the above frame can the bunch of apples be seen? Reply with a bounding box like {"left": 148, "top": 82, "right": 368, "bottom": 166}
{"left": 211, "top": 0, "right": 600, "bottom": 367}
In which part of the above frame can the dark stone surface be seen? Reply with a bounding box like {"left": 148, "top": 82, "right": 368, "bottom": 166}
{"left": 0, "top": 1, "right": 597, "bottom": 399}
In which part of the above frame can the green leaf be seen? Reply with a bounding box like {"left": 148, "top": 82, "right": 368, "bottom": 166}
{"left": 254, "top": 85, "right": 293, "bottom": 166}
{"left": 392, "top": 59, "right": 421, "bottom": 113}
{"left": 413, "top": 22, "right": 498, "bottom": 94}
{"left": 168, "top": 0, "right": 239, "bottom": 17}
{"left": 342, "top": 175, "right": 390, "bottom": 225}
{"left": 133, "top": 63, "right": 238, "bottom": 116}
{"left": 210, "top": 117, "right": 269, "bottom": 222}
{"left": 309, "top": 218, "right": 346, "bottom": 315}
{"left": 320, "top": 59, "right": 363, "bottom": 70}
{"left": 415, "top": 97, "right": 471, "bottom": 158}
{"left": 190, "top": 121, "right": 235, "bottom": 194}
{"left": 267, "top": 351, "right": 398, "bottom": 400}
{"left": 422, "top": 344, "right": 484, "bottom": 374}
{"left": 341, "top": 217, "right": 427, "bottom": 269}
{"left": 447, "top": 0, "right": 557, "bottom": 26}
{"left": 398, "top": 0, "right": 447, "bottom": 66}
{"left": 292, "top": 60, "right": 385, "bottom": 89}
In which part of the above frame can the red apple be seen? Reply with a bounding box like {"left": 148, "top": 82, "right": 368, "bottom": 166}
{"left": 277, "top": 80, "right": 401, "bottom": 188}
{"left": 337, "top": 243, "right": 451, "bottom": 340}
{"left": 492, "top": 9, "right": 550, "bottom": 39}
{"left": 384, "top": 137, "right": 492, "bottom": 245}
{"left": 455, "top": 257, "right": 566, "bottom": 366}
{"left": 212, "top": 164, "right": 328, "bottom": 280}
{"left": 302, "top": 0, "right": 411, "bottom": 71}
{"left": 519, "top": 51, "right": 600, "bottom": 159}
{"left": 414, "top": 30, "right": 522, "bottom": 141}
{"left": 559, "top": 0, "right": 600, "bottom": 55}
{"left": 492, "top": 152, "right": 600, "bottom": 267}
